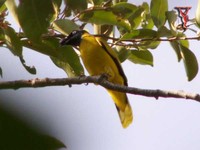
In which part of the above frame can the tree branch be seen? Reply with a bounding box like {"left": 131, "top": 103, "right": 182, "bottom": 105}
{"left": 0, "top": 75, "right": 200, "bottom": 102}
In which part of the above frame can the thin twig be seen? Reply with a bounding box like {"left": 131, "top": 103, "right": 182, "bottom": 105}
{"left": 0, "top": 75, "right": 199, "bottom": 102}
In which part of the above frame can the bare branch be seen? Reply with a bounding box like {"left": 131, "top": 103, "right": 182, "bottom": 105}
{"left": 0, "top": 75, "right": 200, "bottom": 102}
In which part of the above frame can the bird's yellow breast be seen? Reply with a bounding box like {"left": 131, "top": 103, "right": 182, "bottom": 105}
{"left": 80, "top": 34, "right": 123, "bottom": 84}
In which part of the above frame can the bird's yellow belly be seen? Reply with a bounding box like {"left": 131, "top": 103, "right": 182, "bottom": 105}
{"left": 80, "top": 40, "right": 117, "bottom": 78}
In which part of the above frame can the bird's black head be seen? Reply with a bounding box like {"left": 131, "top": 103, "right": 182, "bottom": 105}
{"left": 60, "top": 30, "right": 86, "bottom": 47}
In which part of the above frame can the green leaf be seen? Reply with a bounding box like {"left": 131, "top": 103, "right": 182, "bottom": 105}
{"left": 139, "top": 40, "right": 160, "bottom": 49}
{"left": 6, "top": 0, "right": 55, "bottom": 42}
{"left": 121, "top": 29, "right": 160, "bottom": 49}
{"left": 19, "top": 56, "right": 37, "bottom": 75}
{"left": 22, "top": 38, "right": 84, "bottom": 77}
{"left": 166, "top": 10, "right": 177, "bottom": 35}
{"left": 150, "top": 0, "right": 168, "bottom": 28}
{"left": 140, "top": 2, "right": 154, "bottom": 29}
{"left": 196, "top": 0, "right": 200, "bottom": 28}
{"left": 53, "top": 19, "right": 80, "bottom": 35}
{"left": 50, "top": 45, "right": 84, "bottom": 77}
{"left": 169, "top": 37, "right": 189, "bottom": 62}
{"left": 51, "top": 0, "right": 62, "bottom": 22}
{"left": 157, "top": 26, "right": 173, "bottom": 37}
{"left": 89, "top": 0, "right": 105, "bottom": 5}
{"left": 114, "top": 46, "right": 130, "bottom": 62}
{"left": 111, "top": 2, "right": 137, "bottom": 19}
{"left": 169, "top": 41, "right": 182, "bottom": 62}
{"left": 128, "top": 6, "right": 144, "bottom": 29}
{"left": 179, "top": 45, "right": 198, "bottom": 81}
{"left": 128, "top": 50, "right": 153, "bottom": 66}
{"left": 79, "top": 9, "right": 131, "bottom": 31}
{"left": 0, "top": 0, "right": 5, "bottom": 6}
{"left": 65, "top": 0, "right": 87, "bottom": 12}
{"left": 3, "top": 26, "right": 22, "bottom": 56}
{"left": 0, "top": 2, "right": 6, "bottom": 13}
{"left": 121, "top": 29, "right": 157, "bottom": 39}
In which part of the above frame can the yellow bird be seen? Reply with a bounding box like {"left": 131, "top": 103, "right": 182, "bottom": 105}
{"left": 60, "top": 30, "right": 133, "bottom": 128}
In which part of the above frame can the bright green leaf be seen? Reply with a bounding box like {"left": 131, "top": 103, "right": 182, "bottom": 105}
{"left": 79, "top": 9, "right": 131, "bottom": 31}
{"left": 195, "top": 0, "right": 200, "bottom": 28}
{"left": 3, "top": 26, "right": 22, "bottom": 56}
{"left": 6, "top": 0, "right": 55, "bottom": 42}
{"left": 180, "top": 45, "right": 198, "bottom": 81}
{"left": 53, "top": 19, "right": 80, "bottom": 35}
{"left": 128, "top": 50, "right": 153, "bottom": 66}
{"left": 128, "top": 7, "right": 144, "bottom": 29}
{"left": 150, "top": 0, "right": 168, "bottom": 28}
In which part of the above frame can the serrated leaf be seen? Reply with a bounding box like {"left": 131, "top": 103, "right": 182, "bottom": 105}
{"left": 150, "top": 0, "right": 168, "bottom": 28}
{"left": 6, "top": 0, "right": 55, "bottom": 42}
{"left": 79, "top": 9, "right": 131, "bottom": 31}
{"left": 53, "top": 19, "right": 80, "bottom": 35}
{"left": 179, "top": 45, "right": 198, "bottom": 81}
{"left": 128, "top": 50, "right": 153, "bottom": 66}
{"left": 19, "top": 56, "right": 37, "bottom": 74}
{"left": 3, "top": 26, "right": 22, "bottom": 56}
{"left": 195, "top": 0, "right": 200, "bottom": 28}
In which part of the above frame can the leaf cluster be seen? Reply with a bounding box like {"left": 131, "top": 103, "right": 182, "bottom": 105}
{"left": 0, "top": 0, "right": 199, "bottom": 81}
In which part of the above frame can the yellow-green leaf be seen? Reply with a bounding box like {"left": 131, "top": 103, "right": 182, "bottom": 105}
{"left": 79, "top": 9, "right": 131, "bottom": 31}
{"left": 3, "top": 26, "right": 22, "bottom": 56}
{"left": 180, "top": 45, "right": 198, "bottom": 81}
{"left": 121, "top": 29, "right": 157, "bottom": 39}
{"left": 128, "top": 50, "right": 153, "bottom": 66}
{"left": 150, "top": 0, "right": 168, "bottom": 28}
{"left": 6, "top": 0, "right": 55, "bottom": 42}
{"left": 53, "top": 19, "right": 80, "bottom": 35}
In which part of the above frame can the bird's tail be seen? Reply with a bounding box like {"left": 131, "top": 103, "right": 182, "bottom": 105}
{"left": 107, "top": 89, "right": 133, "bottom": 128}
